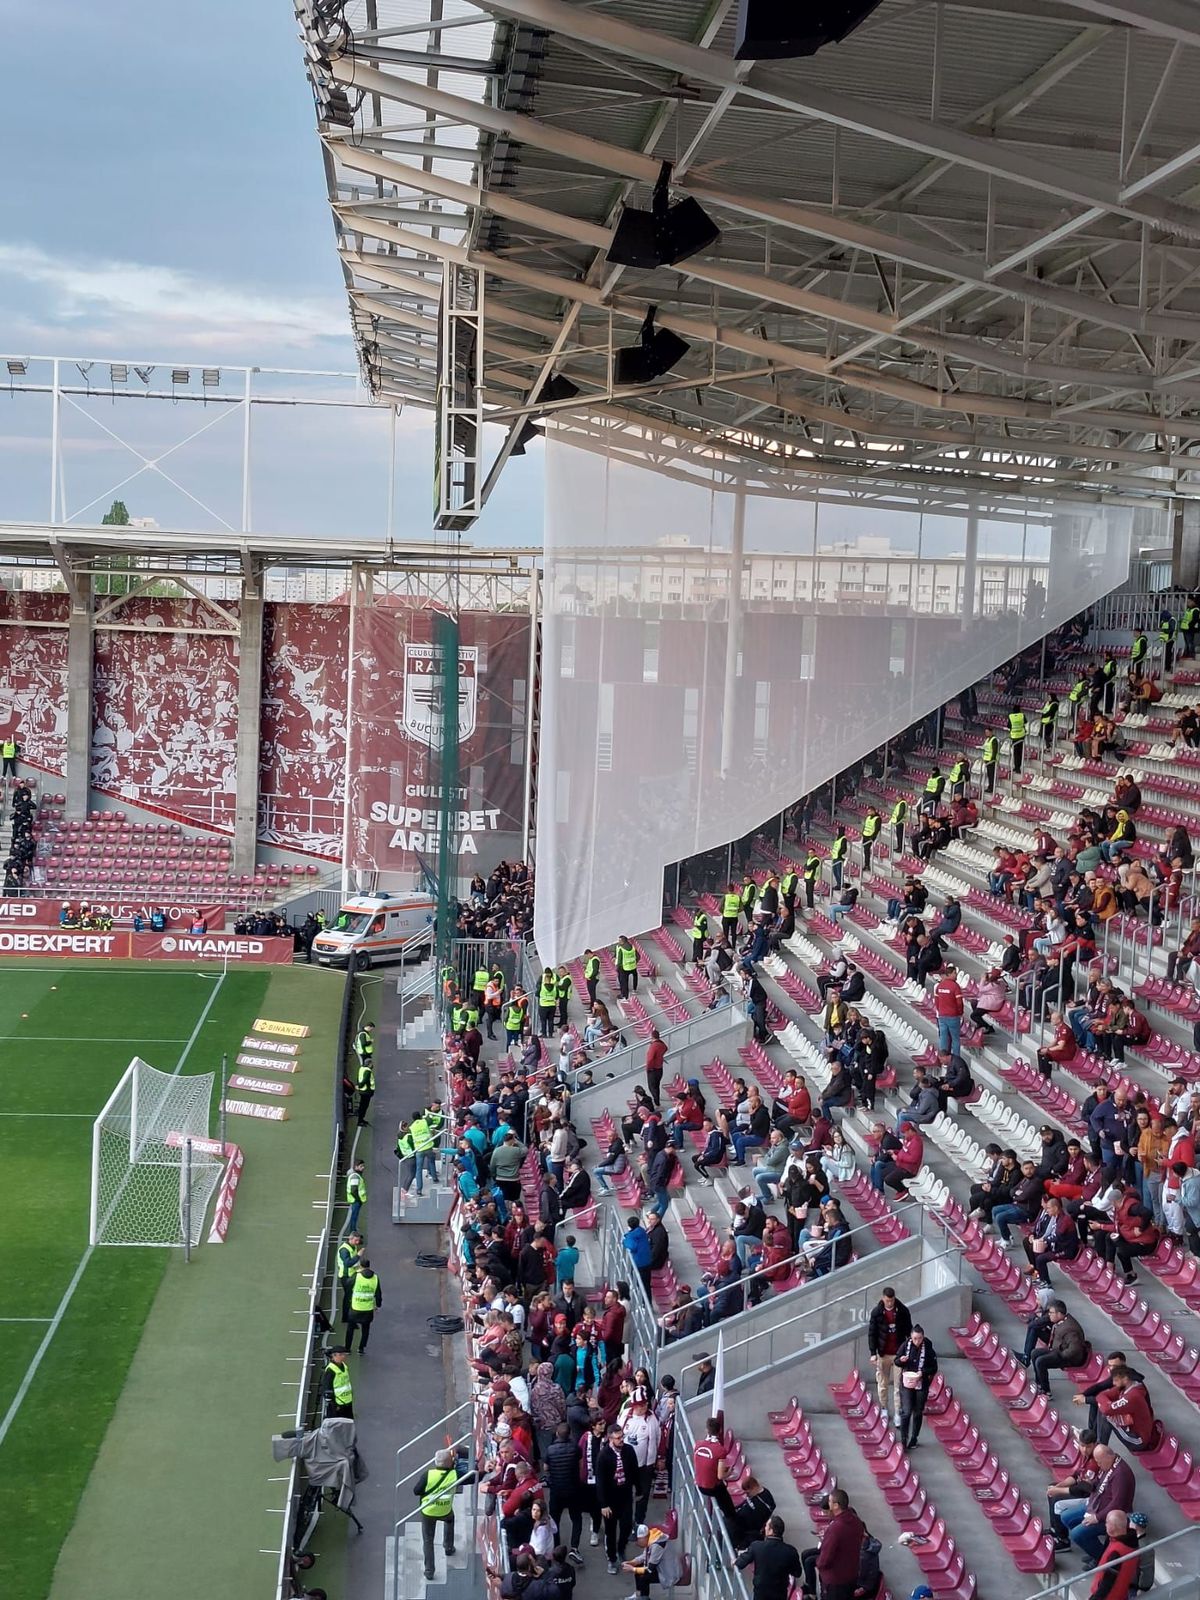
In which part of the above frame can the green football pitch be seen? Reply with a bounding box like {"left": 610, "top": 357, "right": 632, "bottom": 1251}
{"left": 0, "top": 959, "right": 345, "bottom": 1600}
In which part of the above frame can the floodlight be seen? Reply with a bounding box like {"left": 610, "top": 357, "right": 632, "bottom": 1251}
{"left": 202, "top": 368, "right": 220, "bottom": 387}
{"left": 172, "top": 368, "right": 190, "bottom": 385}
{"left": 6, "top": 359, "right": 27, "bottom": 377}
{"left": 109, "top": 364, "right": 128, "bottom": 384}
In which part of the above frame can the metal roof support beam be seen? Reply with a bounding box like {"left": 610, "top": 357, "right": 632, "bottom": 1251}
{"left": 1053, "top": 0, "right": 1200, "bottom": 47}
{"left": 473, "top": 0, "right": 1200, "bottom": 237}
{"left": 330, "top": 60, "right": 1200, "bottom": 343}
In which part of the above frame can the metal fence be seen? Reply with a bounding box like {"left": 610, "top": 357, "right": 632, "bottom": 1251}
{"left": 273, "top": 964, "right": 355, "bottom": 1598}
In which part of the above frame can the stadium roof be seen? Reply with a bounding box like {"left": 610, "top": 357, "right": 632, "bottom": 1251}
{"left": 295, "top": 0, "right": 1200, "bottom": 514}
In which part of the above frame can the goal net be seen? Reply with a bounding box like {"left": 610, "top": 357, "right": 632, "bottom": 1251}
{"left": 90, "top": 1057, "right": 224, "bottom": 1247}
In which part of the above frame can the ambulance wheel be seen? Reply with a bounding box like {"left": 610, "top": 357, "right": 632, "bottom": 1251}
{"left": 355, "top": 950, "right": 372, "bottom": 971}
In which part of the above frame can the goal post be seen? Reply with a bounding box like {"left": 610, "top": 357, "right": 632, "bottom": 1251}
{"left": 90, "top": 1057, "right": 224, "bottom": 1248}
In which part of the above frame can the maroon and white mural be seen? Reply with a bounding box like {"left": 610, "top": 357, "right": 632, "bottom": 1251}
{"left": 91, "top": 598, "right": 239, "bottom": 828}
{"left": 258, "top": 602, "right": 349, "bottom": 858}
{"left": 0, "top": 592, "right": 69, "bottom": 776}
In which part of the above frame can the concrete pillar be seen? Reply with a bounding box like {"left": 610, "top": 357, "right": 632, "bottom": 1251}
{"left": 1172, "top": 501, "right": 1200, "bottom": 592}
{"left": 64, "top": 587, "right": 93, "bottom": 818}
{"left": 961, "top": 513, "right": 979, "bottom": 626}
{"left": 233, "top": 590, "right": 264, "bottom": 877}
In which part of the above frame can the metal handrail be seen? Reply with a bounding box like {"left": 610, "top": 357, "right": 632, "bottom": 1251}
{"left": 566, "top": 994, "right": 742, "bottom": 1098}
{"left": 1019, "top": 1523, "right": 1200, "bottom": 1600}
{"left": 652, "top": 1198, "right": 924, "bottom": 1330}
{"left": 665, "top": 1227, "right": 960, "bottom": 1384}
{"left": 393, "top": 1400, "right": 475, "bottom": 1488}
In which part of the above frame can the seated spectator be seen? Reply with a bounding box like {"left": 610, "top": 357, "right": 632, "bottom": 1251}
{"left": 1037, "top": 1010, "right": 1078, "bottom": 1079}
{"left": 1017, "top": 1297, "right": 1089, "bottom": 1396}
{"left": 1057, "top": 1444, "right": 1135, "bottom": 1564}
{"left": 970, "top": 969, "right": 1007, "bottom": 1035}
{"left": 1096, "top": 1365, "right": 1159, "bottom": 1454}
{"left": 990, "top": 1158, "right": 1044, "bottom": 1246}
{"left": 1022, "top": 1195, "right": 1080, "bottom": 1285}
{"left": 1047, "top": 1430, "right": 1101, "bottom": 1549}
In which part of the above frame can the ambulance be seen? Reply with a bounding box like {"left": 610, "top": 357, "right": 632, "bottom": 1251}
{"left": 311, "top": 892, "right": 436, "bottom": 970}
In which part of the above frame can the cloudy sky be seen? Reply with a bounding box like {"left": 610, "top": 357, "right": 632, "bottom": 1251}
{"left": 0, "top": 0, "right": 544, "bottom": 544}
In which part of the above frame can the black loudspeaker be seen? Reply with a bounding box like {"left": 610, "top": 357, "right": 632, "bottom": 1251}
{"left": 607, "top": 163, "right": 721, "bottom": 269}
{"left": 614, "top": 313, "right": 690, "bottom": 385}
{"left": 733, "top": 0, "right": 886, "bottom": 58}
{"left": 511, "top": 373, "right": 581, "bottom": 455}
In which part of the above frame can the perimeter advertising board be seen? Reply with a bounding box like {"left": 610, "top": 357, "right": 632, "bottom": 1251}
{"left": 0, "top": 929, "right": 293, "bottom": 962}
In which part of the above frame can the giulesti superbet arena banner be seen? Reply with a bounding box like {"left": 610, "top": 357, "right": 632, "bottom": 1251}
{"left": 345, "top": 605, "right": 530, "bottom": 875}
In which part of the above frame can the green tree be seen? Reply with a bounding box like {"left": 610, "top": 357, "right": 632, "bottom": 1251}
{"left": 100, "top": 499, "right": 130, "bottom": 526}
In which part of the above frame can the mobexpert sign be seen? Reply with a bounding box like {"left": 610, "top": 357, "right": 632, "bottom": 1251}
{"left": 0, "top": 930, "right": 124, "bottom": 956}
{"left": 0, "top": 931, "right": 294, "bottom": 963}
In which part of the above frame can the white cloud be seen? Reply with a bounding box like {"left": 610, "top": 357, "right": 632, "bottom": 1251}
{"left": 0, "top": 242, "right": 352, "bottom": 360}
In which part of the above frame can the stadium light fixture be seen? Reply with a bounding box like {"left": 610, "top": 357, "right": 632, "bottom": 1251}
{"left": 607, "top": 161, "right": 720, "bottom": 270}
{"left": 171, "top": 368, "right": 190, "bottom": 386}
{"left": 614, "top": 308, "right": 690, "bottom": 385}
{"left": 202, "top": 368, "right": 220, "bottom": 388}
{"left": 109, "top": 364, "right": 128, "bottom": 384}
{"left": 6, "top": 358, "right": 28, "bottom": 376}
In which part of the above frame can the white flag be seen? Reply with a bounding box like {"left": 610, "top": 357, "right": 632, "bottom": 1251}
{"left": 712, "top": 1330, "right": 726, "bottom": 1422}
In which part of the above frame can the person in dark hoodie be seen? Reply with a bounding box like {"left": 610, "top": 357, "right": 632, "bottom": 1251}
{"left": 544, "top": 1422, "right": 586, "bottom": 1564}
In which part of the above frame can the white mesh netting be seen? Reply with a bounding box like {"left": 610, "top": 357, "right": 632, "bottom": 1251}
{"left": 90, "top": 1057, "right": 223, "bottom": 1247}
{"left": 533, "top": 433, "right": 1166, "bottom": 965}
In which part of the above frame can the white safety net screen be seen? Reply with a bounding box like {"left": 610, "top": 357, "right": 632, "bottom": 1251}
{"left": 533, "top": 433, "right": 1161, "bottom": 965}
{"left": 91, "top": 1057, "right": 222, "bottom": 1247}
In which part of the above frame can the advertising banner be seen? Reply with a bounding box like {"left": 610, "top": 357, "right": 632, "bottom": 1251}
{"left": 345, "top": 601, "right": 529, "bottom": 876}
{"left": 0, "top": 898, "right": 227, "bottom": 929}
{"left": 129, "top": 933, "right": 295, "bottom": 964}
{"left": 0, "top": 929, "right": 294, "bottom": 962}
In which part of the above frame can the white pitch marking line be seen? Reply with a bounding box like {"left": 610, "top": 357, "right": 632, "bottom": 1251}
{"left": 0, "top": 970, "right": 227, "bottom": 1453}
{"left": 0, "top": 1317, "right": 53, "bottom": 1323}
{"left": 0, "top": 1111, "right": 94, "bottom": 1118}
{"left": 0, "top": 1035, "right": 192, "bottom": 1043}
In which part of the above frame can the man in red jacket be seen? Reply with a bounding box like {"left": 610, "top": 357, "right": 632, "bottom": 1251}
{"left": 1089, "top": 1512, "right": 1139, "bottom": 1600}
{"left": 644, "top": 1029, "right": 667, "bottom": 1106}
{"left": 801, "top": 1488, "right": 865, "bottom": 1600}
{"left": 932, "top": 964, "right": 964, "bottom": 1054}
{"left": 1037, "top": 1009, "right": 1079, "bottom": 1079}
{"left": 1096, "top": 1365, "right": 1158, "bottom": 1453}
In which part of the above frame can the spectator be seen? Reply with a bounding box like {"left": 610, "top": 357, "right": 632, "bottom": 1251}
{"left": 867, "top": 1286, "right": 912, "bottom": 1425}
{"left": 894, "top": 1325, "right": 938, "bottom": 1449}
{"left": 597, "top": 1424, "right": 638, "bottom": 1575}
{"left": 693, "top": 1118, "right": 728, "bottom": 1185}
{"left": 735, "top": 1516, "right": 804, "bottom": 1600}
{"left": 1047, "top": 1429, "right": 1101, "bottom": 1549}
{"left": 932, "top": 965, "right": 964, "bottom": 1052}
{"left": 621, "top": 1521, "right": 682, "bottom": 1599}
{"left": 622, "top": 1215, "right": 653, "bottom": 1299}
{"left": 1017, "top": 1298, "right": 1088, "bottom": 1396}
{"left": 693, "top": 1416, "right": 735, "bottom": 1521}
{"left": 1037, "top": 1010, "right": 1078, "bottom": 1080}
{"left": 1022, "top": 1195, "right": 1080, "bottom": 1285}
{"left": 1057, "top": 1444, "right": 1135, "bottom": 1564}
{"left": 894, "top": 1069, "right": 939, "bottom": 1133}
{"left": 1073, "top": 1352, "right": 1146, "bottom": 1443}
{"left": 1095, "top": 1365, "right": 1159, "bottom": 1454}
{"left": 991, "top": 1159, "right": 1045, "bottom": 1246}
{"left": 1090, "top": 1512, "right": 1139, "bottom": 1600}
{"left": 725, "top": 1475, "right": 777, "bottom": 1551}
{"left": 802, "top": 1489, "right": 864, "bottom": 1600}
{"left": 970, "top": 969, "right": 1007, "bottom": 1034}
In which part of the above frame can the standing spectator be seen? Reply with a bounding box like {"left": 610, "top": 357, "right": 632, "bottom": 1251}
{"left": 932, "top": 965, "right": 964, "bottom": 1052}
{"left": 894, "top": 1325, "right": 938, "bottom": 1449}
{"left": 693, "top": 1415, "right": 736, "bottom": 1521}
{"left": 803, "top": 1489, "right": 864, "bottom": 1600}
{"left": 867, "top": 1287, "right": 911, "bottom": 1425}
{"left": 735, "top": 1516, "right": 804, "bottom": 1600}
{"left": 597, "top": 1424, "right": 638, "bottom": 1575}
{"left": 622, "top": 1214, "right": 653, "bottom": 1300}
{"left": 644, "top": 1029, "right": 666, "bottom": 1107}
{"left": 621, "top": 1388, "right": 661, "bottom": 1525}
